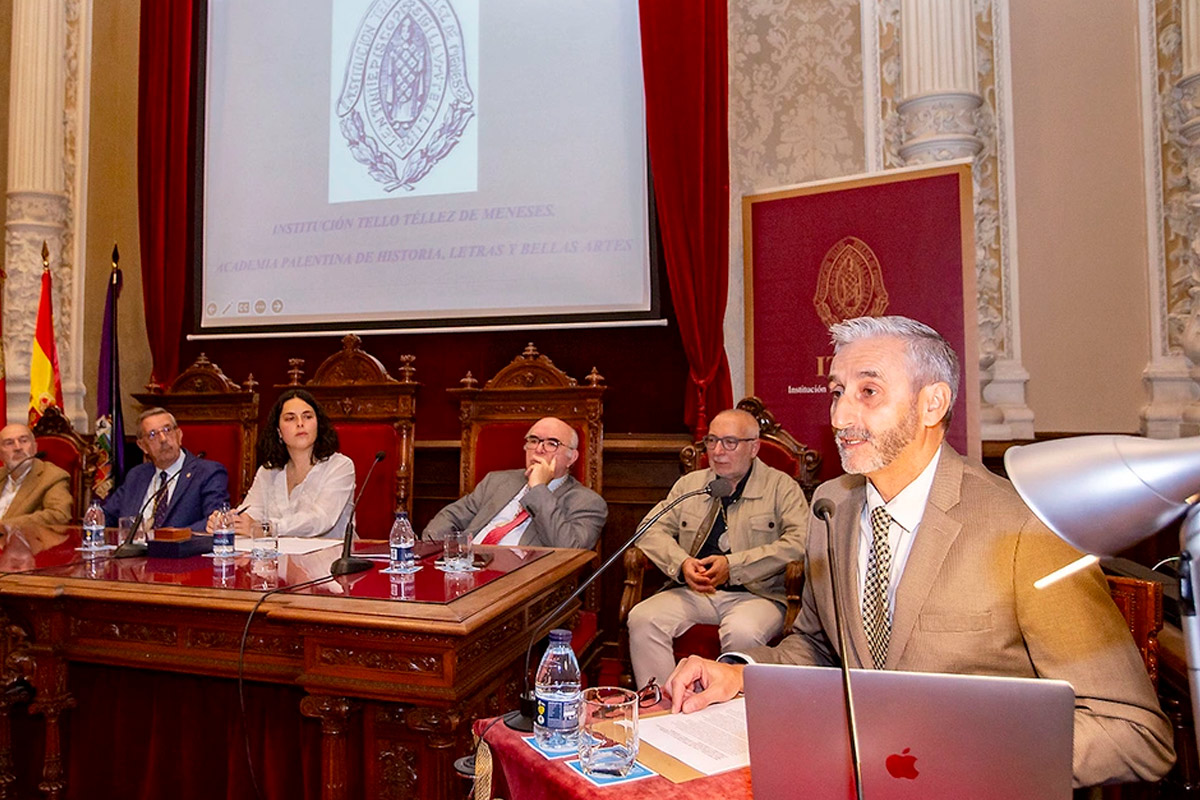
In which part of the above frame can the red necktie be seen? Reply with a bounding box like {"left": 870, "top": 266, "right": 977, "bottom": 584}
{"left": 481, "top": 509, "right": 530, "bottom": 546}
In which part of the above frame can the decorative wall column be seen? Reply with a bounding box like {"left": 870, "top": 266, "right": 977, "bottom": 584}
{"left": 1157, "top": 0, "right": 1200, "bottom": 437}
{"left": 4, "top": 0, "right": 90, "bottom": 427}
{"left": 876, "top": 0, "right": 1034, "bottom": 439}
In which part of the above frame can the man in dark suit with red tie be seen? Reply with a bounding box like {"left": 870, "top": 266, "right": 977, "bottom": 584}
{"left": 103, "top": 407, "right": 229, "bottom": 532}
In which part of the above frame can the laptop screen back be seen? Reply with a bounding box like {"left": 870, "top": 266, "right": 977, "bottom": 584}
{"left": 743, "top": 664, "right": 1074, "bottom": 800}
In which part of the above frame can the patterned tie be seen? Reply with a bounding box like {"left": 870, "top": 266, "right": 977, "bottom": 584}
{"left": 863, "top": 505, "right": 894, "bottom": 670}
{"left": 152, "top": 470, "right": 170, "bottom": 528}
{"left": 481, "top": 509, "right": 530, "bottom": 546}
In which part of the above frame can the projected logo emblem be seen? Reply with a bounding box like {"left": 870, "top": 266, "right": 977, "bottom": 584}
{"left": 336, "top": 0, "right": 475, "bottom": 193}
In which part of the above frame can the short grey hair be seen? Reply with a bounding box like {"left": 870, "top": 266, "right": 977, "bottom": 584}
{"left": 829, "top": 316, "right": 960, "bottom": 422}
{"left": 136, "top": 407, "right": 178, "bottom": 429}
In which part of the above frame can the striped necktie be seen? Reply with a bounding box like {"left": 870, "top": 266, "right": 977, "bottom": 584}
{"left": 863, "top": 505, "right": 893, "bottom": 669}
{"left": 152, "top": 470, "right": 170, "bottom": 528}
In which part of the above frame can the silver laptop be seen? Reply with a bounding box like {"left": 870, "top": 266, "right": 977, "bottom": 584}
{"left": 744, "top": 664, "right": 1074, "bottom": 800}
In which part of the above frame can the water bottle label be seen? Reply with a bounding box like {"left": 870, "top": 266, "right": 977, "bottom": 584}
{"left": 214, "top": 530, "right": 234, "bottom": 546}
{"left": 391, "top": 544, "right": 413, "bottom": 562}
{"left": 535, "top": 696, "right": 579, "bottom": 730}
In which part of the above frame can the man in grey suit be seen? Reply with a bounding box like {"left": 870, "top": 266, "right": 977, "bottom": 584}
{"left": 665, "top": 316, "right": 1174, "bottom": 788}
{"left": 422, "top": 416, "right": 607, "bottom": 549}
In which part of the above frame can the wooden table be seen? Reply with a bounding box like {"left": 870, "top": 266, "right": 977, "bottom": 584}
{"left": 0, "top": 525, "right": 594, "bottom": 800}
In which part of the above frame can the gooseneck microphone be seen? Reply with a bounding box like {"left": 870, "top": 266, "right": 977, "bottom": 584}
{"left": 813, "top": 497, "right": 864, "bottom": 800}
{"left": 503, "top": 476, "right": 736, "bottom": 732}
{"left": 115, "top": 468, "right": 185, "bottom": 558}
{"left": 330, "top": 450, "right": 387, "bottom": 577}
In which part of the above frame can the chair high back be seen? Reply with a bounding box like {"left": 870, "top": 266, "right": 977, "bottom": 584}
{"left": 448, "top": 343, "right": 605, "bottom": 494}
{"left": 31, "top": 405, "right": 95, "bottom": 519}
{"left": 283, "top": 334, "right": 418, "bottom": 539}
{"left": 679, "top": 396, "right": 822, "bottom": 499}
{"left": 132, "top": 354, "right": 259, "bottom": 505}
{"left": 1105, "top": 574, "right": 1162, "bottom": 690}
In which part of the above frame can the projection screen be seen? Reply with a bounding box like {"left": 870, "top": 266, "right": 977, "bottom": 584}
{"left": 197, "top": 0, "right": 657, "bottom": 335}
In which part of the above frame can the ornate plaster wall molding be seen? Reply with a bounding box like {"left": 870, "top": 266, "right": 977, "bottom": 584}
{"left": 876, "top": 0, "right": 1033, "bottom": 439}
{"left": 3, "top": 0, "right": 89, "bottom": 426}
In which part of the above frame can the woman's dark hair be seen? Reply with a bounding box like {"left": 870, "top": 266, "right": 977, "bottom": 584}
{"left": 256, "top": 388, "right": 340, "bottom": 469}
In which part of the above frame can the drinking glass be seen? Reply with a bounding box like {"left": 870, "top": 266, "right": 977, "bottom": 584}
{"left": 118, "top": 515, "right": 138, "bottom": 548}
{"left": 579, "top": 686, "right": 639, "bottom": 777}
{"left": 251, "top": 519, "right": 278, "bottom": 560}
{"left": 444, "top": 529, "right": 474, "bottom": 571}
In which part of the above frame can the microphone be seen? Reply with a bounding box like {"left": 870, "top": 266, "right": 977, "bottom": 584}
{"left": 115, "top": 469, "right": 184, "bottom": 558}
{"left": 812, "top": 497, "right": 834, "bottom": 521}
{"left": 4, "top": 450, "right": 47, "bottom": 477}
{"left": 503, "top": 476, "right": 734, "bottom": 731}
{"left": 815, "top": 499, "right": 864, "bottom": 800}
{"left": 330, "top": 450, "right": 387, "bottom": 577}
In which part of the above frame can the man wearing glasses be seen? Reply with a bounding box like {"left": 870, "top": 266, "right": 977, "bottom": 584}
{"left": 627, "top": 408, "right": 808, "bottom": 689}
{"left": 103, "top": 407, "right": 229, "bottom": 532}
{"left": 422, "top": 416, "right": 607, "bottom": 549}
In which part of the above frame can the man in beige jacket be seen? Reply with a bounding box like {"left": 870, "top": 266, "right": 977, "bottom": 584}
{"left": 0, "top": 423, "right": 71, "bottom": 531}
{"left": 665, "top": 316, "right": 1174, "bottom": 788}
{"left": 628, "top": 408, "right": 808, "bottom": 688}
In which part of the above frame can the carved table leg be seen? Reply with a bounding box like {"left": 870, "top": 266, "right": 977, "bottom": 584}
{"left": 0, "top": 617, "right": 34, "bottom": 800}
{"left": 301, "top": 694, "right": 360, "bottom": 800}
{"left": 28, "top": 645, "right": 73, "bottom": 800}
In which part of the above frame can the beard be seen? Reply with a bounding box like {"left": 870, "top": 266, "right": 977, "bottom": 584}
{"left": 835, "top": 400, "right": 920, "bottom": 475}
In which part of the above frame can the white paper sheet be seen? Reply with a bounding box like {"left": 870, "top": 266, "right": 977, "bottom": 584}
{"left": 232, "top": 537, "right": 341, "bottom": 556}
{"left": 638, "top": 698, "right": 749, "bottom": 775}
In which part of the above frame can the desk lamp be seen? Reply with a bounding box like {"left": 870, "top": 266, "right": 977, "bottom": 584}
{"left": 1004, "top": 434, "right": 1200, "bottom": 755}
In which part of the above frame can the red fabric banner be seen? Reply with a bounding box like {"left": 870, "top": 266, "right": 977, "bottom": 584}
{"left": 745, "top": 165, "right": 979, "bottom": 481}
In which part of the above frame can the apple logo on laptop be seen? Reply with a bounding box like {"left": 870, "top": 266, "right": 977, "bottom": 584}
{"left": 885, "top": 748, "right": 919, "bottom": 780}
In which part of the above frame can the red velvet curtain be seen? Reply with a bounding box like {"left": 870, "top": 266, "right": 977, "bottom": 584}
{"left": 137, "top": 0, "right": 195, "bottom": 386}
{"left": 639, "top": 0, "right": 733, "bottom": 436}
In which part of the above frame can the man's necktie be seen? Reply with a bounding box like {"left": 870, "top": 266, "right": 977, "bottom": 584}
{"left": 481, "top": 509, "right": 530, "bottom": 546}
{"left": 152, "top": 470, "right": 170, "bottom": 528}
{"left": 863, "top": 505, "right": 893, "bottom": 670}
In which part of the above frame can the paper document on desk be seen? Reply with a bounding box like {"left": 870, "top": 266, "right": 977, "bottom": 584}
{"left": 638, "top": 698, "right": 748, "bottom": 775}
{"left": 233, "top": 538, "right": 342, "bottom": 556}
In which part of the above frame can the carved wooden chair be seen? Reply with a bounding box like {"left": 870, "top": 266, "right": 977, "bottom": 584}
{"left": 448, "top": 342, "right": 605, "bottom": 495}
{"left": 133, "top": 354, "right": 259, "bottom": 505}
{"left": 448, "top": 343, "right": 606, "bottom": 671}
{"left": 31, "top": 405, "right": 96, "bottom": 520}
{"left": 1105, "top": 574, "right": 1162, "bottom": 690}
{"left": 619, "top": 396, "right": 815, "bottom": 685}
{"left": 282, "top": 334, "right": 418, "bottom": 539}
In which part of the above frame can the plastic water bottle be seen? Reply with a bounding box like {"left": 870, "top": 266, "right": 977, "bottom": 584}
{"left": 533, "top": 628, "right": 582, "bottom": 752}
{"left": 388, "top": 512, "right": 417, "bottom": 573}
{"left": 212, "top": 502, "right": 235, "bottom": 557}
{"left": 82, "top": 499, "right": 105, "bottom": 551}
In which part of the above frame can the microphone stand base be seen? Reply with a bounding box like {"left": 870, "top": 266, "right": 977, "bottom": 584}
{"left": 113, "top": 542, "right": 148, "bottom": 559}
{"left": 502, "top": 691, "right": 536, "bottom": 732}
{"left": 330, "top": 556, "right": 373, "bottom": 576}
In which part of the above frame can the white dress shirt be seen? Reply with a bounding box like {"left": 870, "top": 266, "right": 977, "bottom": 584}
{"left": 139, "top": 450, "right": 187, "bottom": 517}
{"left": 474, "top": 474, "right": 569, "bottom": 545}
{"left": 856, "top": 448, "right": 942, "bottom": 621}
{"left": 0, "top": 464, "right": 32, "bottom": 518}
{"left": 242, "top": 452, "right": 356, "bottom": 538}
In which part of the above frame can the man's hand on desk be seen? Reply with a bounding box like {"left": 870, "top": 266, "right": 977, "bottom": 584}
{"left": 665, "top": 655, "right": 745, "bottom": 714}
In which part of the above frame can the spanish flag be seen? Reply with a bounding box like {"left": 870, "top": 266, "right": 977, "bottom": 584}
{"left": 29, "top": 246, "right": 63, "bottom": 425}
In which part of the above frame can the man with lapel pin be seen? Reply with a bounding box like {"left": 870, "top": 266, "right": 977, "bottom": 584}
{"left": 0, "top": 423, "right": 72, "bottom": 529}
{"left": 103, "top": 407, "right": 229, "bottom": 532}
{"left": 664, "top": 316, "right": 1174, "bottom": 788}
{"left": 422, "top": 416, "right": 607, "bottom": 550}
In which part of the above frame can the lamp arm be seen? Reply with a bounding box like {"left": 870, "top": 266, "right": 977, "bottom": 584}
{"left": 1179, "top": 503, "right": 1200, "bottom": 761}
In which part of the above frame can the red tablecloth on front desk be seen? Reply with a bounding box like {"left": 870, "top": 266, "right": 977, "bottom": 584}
{"left": 472, "top": 713, "right": 753, "bottom": 800}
